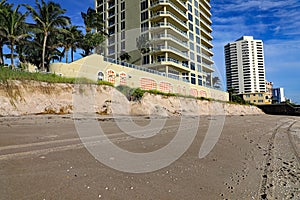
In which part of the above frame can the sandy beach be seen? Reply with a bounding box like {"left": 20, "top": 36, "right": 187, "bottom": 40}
{"left": 0, "top": 114, "right": 299, "bottom": 200}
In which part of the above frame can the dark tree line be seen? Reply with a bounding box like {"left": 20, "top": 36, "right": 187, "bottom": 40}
{"left": 0, "top": 0, "right": 106, "bottom": 71}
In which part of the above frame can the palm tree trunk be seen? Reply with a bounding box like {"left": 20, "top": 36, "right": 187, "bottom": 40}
{"left": 71, "top": 47, "right": 74, "bottom": 62}
{"left": 65, "top": 48, "right": 69, "bottom": 63}
{"left": 0, "top": 41, "right": 4, "bottom": 65}
{"left": 10, "top": 41, "right": 15, "bottom": 68}
{"left": 42, "top": 32, "right": 48, "bottom": 72}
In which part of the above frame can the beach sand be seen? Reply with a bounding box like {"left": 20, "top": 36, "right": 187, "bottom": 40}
{"left": 0, "top": 114, "right": 299, "bottom": 199}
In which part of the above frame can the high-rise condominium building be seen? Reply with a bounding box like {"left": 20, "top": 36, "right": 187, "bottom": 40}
{"left": 95, "top": 0, "right": 214, "bottom": 87}
{"left": 224, "top": 36, "right": 266, "bottom": 94}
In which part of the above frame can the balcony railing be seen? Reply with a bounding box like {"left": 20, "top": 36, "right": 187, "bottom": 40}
{"left": 150, "top": 0, "right": 187, "bottom": 17}
{"left": 151, "top": 11, "right": 187, "bottom": 28}
{"left": 152, "top": 22, "right": 187, "bottom": 37}
{"left": 155, "top": 45, "right": 188, "bottom": 57}
{"left": 152, "top": 34, "right": 188, "bottom": 47}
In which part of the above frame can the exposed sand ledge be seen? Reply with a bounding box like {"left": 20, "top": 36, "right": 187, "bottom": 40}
{"left": 0, "top": 80, "right": 264, "bottom": 116}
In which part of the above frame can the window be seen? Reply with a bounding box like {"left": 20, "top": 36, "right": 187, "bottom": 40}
{"left": 190, "top": 52, "right": 194, "bottom": 60}
{"left": 189, "top": 42, "right": 194, "bottom": 50}
{"left": 121, "top": 2, "right": 125, "bottom": 10}
{"left": 195, "top": 18, "right": 199, "bottom": 26}
{"left": 196, "top": 27, "right": 200, "bottom": 35}
{"left": 198, "top": 75, "right": 202, "bottom": 86}
{"left": 258, "top": 93, "right": 263, "bottom": 97}
{"left": 143, "top": 55, "right": 150, "bottom": 64}
{"left": 182, "top": 73, "right": 189, "bottom": 82}
{"left": 197, "top": 64, "right": 201, "bottom": 72}
{"left": 194, "top": 9, "right": 199, "bottom": 16}
{"left": 97, "top": 71, "right": 104, "bottom": 81}
{"left": 258, "top": 100, "right": 263, "bottom": 103}
{"left": 190, "top": 62, "right": 195, "bottom": 70}
{"left": 141, "top": 22, "right": 148, "bottom": 32}
{"left": 188, "top": 4, "right": 192, "bottom": 12}
{"left": 189, "top": 32, "right": 194, "bottom": 40}
{"left": 196, "top": 36, "right": 200, "bottom": 44}
{"left": 194, "top": 0, "right": 198, "bottom": 8}
{"left": 121, "top": 31, "right": 125, "bottom": 40}
{"left": 188, "top": 13, "right": 193, "bottom": 21}
{"left": 121, "top": 11, "right": 125, "bottom": 20}
{"left": 108, "top": 46, "right": 115, "bottom": 55}
{"left": 189, "top": 23, "right": 193, "bottom": 31}
{"left": 121, "top": 21, "right": 125, "bottom": 30}
{"left": 141, "top": 11, "right": 148, "bottom": 21}
{"left": 108, "top": 27, "right": 115, "bottom": 35}
{"left": 197, "top": 55, "right": 201, "bottom": 62}
{"left": 191, "top": 73, "right": 196, "bottom": 85}
{"left": 121, "top": 41, "right": 125, "bottom": 50}
{"left": 196, "top": 45, "right": 200, "bottom": 53}
{"left": 141, "top": 1, "right": 148, "bottom": 10}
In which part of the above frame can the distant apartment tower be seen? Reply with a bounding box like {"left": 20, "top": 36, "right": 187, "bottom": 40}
{"left": 224, "top": 36, "right": 266, "bottom": 94}
{"left": 95, "top": 0, "right": 215, "bottom": 87}
{"left": 272, "top": 88, "right": 285, "bottom": 103}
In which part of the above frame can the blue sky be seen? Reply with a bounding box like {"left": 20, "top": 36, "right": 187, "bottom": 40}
{"left": 210, "top": 0, "right": 300, "bottom": 103}
{"left": 6, "top": 0, "right": 300, "bottom": 103}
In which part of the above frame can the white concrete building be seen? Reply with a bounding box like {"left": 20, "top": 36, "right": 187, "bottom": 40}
{"left": 224, "top": 36, "right": 266, "bottom": 94}
{"left": 95, "top": 0, "right": 215, "bottom": 87}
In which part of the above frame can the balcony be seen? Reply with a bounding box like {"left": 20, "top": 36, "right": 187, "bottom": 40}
{"left": 150, "top": 0, "right": 187, "bottom": 19}
{"left": 200, "top": 28, "right": 213, "bottom": 40}
{"left": 151, "top": 11, "right": 187, "bottom": 30}
{"left": 154, "top": 45, "right": 189, "bottom": 59}
{"left": 151, "top": 22, "right": 188, "bottom": 38}
{"left": 201, "top": 53, "right": 214, "bottom": 64}
{"left": 200, "top": 19, "right": 212, "bottom": 32}
{"left": 199, "top": 1, "right": 211, "bottom": 17}
{"left": 200, "top": 0, "right": 211, "bottom": 9}
{"left": 201, "top": 45, "right": 213, "bottom": 56}
{"left": 152, "top": 34, "right": 188, "bottom": 49}
{"left": 201, "top": 36, "right": 213, "bottom": 48}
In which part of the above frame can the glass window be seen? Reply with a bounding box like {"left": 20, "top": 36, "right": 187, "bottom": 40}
{"left": 194, "top": 9, "right": 199, "bottom": 16}
{"left": 196, "top": 27, "right": 200, "bottom": 35}
{"left": 189, "top": 42, "right": 194, "bottom": 51}
{"left": 121, "top": 21, "right": 125, "bottom": 30}
{"left": 189, "top": 32, "right": 194, "bottom": 40}
{"left": 196, "top": 36, "right": 200, "bottom": 44}
{"left": 141, "top": 1, "right": 148, "bottom": 10}
{"left": 190, "top": 62, "right": 195, "bottom": 71}
{"left": 141, "top": 11, "right": 148, "bottom": 21}
{"left": 188, "top": 13, "right": 193, "bottom": 21}
{"left": 121, "top": 11, "right": 125, "bottom": 20}
{"left": 196, "top": 45, "right": 200, "bottom": 53}
{"left": 189, "top": 23, "right": 193, "bottom": 31}
{"left": 198, "top": 75, "right": 202, "bottom": 85}
{"left": 188, "top": 4, "right": 192, "bottom": 12}
{"left": 197, "top": 64, "right": 201, "bottom": 72}
{"left": 195, "top": 18, "right": 199, "bottom": 26}
{"left": 121, "top": 2, "right": 125, "bottom": 10}
{"left": 191, "top": 73, "right": 196, "bottom": 85}
{"left": 190, "top": 52, "right": 194, "bottom": 60}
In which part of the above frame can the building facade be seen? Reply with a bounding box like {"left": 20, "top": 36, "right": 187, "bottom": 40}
{"left": 95, "top": 0, "right": 214, "bottom": 87}
{"left": 50, "top": 54, "right": 229, "bottom": 101}
{"left": 224, "top": 36, "right": 266, "bottom": 94}
{"left": 272, "top": 88, "right": 285, "bottom": 103}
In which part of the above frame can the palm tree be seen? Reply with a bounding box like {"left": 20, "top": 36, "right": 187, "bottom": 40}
{"left": 0, "top": 4, "right": 29, "bottom": 68}
{"left": 0, "top": 0, "right": 13, "bottom": 65}
{"left": 58, "top": 25, "right": 81, "bottom": 63}
{"left": 24, "top": 0, "right": 70, "bottom": 71}
{"left": 81, "top": 7, "right": 104, "bottom": 34}
{"left": 212, "top": 76, "right": 222, "bottom": 89}
{"left": 119, "top": 52, "right": 131, "bottom": 62}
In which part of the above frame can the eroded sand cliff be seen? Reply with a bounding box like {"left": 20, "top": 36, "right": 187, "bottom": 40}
{"left": 0, "top": 80, "right": 264, "bottom": 116}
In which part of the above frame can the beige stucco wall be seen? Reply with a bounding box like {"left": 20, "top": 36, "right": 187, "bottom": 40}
{"left": 50, "top": 54, "right": 229, "bottom": 101}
